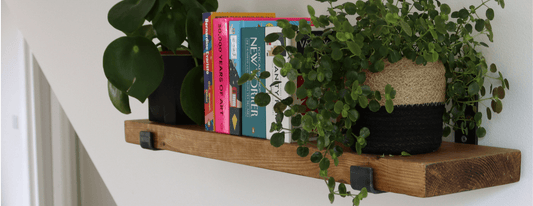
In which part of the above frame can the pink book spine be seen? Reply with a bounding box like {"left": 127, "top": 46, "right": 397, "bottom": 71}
{"left": 213, "top": 18, "right": 230, "bottom": 134}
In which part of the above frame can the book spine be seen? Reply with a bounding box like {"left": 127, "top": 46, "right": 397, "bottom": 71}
{"left": 229, "top": 22, "right": 242, "bottom": 136}
{"left": 242, "top": 27, "right": 266, "bottom": 139}
{"left": 213, "top": 18, "right": 230, "bottom": 134}
{"left": 264, "top": 27, "right": 292, "bottom": 143}
{"left": 203, "top": 12, "right": 276, "bottom": 132}
{"left": 203, "top": 13, "right": 215, "bottom": 132}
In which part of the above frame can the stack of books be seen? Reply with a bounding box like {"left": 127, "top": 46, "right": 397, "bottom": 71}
{"left": 202, "top": 12, "right": 312, "bottom": 143}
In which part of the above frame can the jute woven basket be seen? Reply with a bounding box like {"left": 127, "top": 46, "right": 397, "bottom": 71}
{"left": 352, "top": 58, "right": 446, "bottom": 155}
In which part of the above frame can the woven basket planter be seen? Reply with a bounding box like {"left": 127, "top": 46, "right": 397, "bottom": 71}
{"left": 352, "top": 58, "right": 446, "bottom": 155}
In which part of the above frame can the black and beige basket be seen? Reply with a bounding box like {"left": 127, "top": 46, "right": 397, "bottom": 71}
{"left": 352, "top": 58, "right": 446, "bottom": 155}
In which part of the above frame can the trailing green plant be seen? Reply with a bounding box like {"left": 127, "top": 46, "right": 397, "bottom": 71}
{"left": 103, "top": 0, "right": 217, "bottom": 125}
{"left": 239, "top": 0, "right": 507, "bottom": 205}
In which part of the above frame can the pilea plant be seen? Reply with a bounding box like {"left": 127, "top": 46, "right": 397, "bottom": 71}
{"left": 239, "top": 0, "right": 507, "bottom": 205}
{"left": 103, "top": 0, "right": 217, "bottom": 124}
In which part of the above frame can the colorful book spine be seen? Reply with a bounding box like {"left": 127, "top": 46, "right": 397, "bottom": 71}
{"left": 264, "top": 27, "right": 293, "bottom": 143}
{"left": 242, "top": 27, "right": 266, "bottom": 138}
{"left": 228, "top": 18, "right": 310, "bottom": 136}
{"left": 202, "top": 12, "right": 275, "bottom": 132}
{"left": 202, "top": 13, "right": 215, "bottom": 131}
{"left": 213, "top": 18, "right": 230, "bottom": 134}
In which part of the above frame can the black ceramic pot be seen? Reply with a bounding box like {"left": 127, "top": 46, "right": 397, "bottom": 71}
{"left": 148, "top": 51, "right": 196, "bottom": 125}
{"left": 351, "top": 103, "right": 445, "bottom": 155}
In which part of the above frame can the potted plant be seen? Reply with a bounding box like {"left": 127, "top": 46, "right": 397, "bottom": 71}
{"left": 103, "top": 0, "right": 218, "bottom": 125}
{"left": 239, "top": 0, "right": 508, "bottom": 204}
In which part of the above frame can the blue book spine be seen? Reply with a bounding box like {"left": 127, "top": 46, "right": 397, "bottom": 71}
{"left": 241, "top": 27, "right": 266, "bottom": 139}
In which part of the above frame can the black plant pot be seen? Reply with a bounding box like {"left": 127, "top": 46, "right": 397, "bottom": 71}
{"left": 351, "top": 104, "right": 445, "bottom": 155}
{"left": 148, "top": 52, "right": 196, "bottom": 125}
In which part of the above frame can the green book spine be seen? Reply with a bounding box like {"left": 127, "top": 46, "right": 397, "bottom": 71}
{"left": 241, "top": 27, "right": 266, "bottom": 139}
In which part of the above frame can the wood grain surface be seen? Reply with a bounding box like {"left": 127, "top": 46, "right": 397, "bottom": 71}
{"left": 125, "top": 120, "right": 521, "bottom": 197}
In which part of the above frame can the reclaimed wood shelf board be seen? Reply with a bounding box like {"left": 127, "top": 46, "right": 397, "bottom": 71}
{"left": 125, "top": 119, "right": 521, "bottom": 198}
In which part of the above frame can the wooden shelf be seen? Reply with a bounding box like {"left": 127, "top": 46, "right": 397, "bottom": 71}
{"left": 125, "top": 119, "right": 521, "bottom": 198}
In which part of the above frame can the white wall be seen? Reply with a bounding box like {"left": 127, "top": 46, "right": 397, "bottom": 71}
{"left": 1, "top": 0, "right": 31, "bottom": 205}
{"left": 2, "top": 0, "right": 532, "bottom": 205}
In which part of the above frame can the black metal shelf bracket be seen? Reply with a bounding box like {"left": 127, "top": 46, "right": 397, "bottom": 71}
{"left": 454, "top": 99, "right": 479, "bottom": 145}
{"left": 350, "top": 166, "right": 385, "bottom": 194}
{"left": 140, "top": 131, "right": 159, "bottom": 150}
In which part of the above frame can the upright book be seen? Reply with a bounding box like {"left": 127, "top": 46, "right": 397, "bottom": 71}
{"left": 264, "top": 27, "right": 293, "bottom": 143}
{"left": 228, "top": 18, "right": 310, "bottom": 136}
{"left": 241, "top": 27, "right": 266, "bottom": 138}
{"left": 202, "top": 12, "right": 275, "bottom": 132}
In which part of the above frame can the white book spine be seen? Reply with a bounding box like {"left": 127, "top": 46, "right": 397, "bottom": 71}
{"left": 264, "top": 27, "right": 292, "bottom": 143}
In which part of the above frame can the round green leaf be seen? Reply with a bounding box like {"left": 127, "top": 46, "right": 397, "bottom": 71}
{"left": 475, "top": 19, "right": 485, "bottom": 32}
{"left": 348, "top": 109, "right": 359, "bottom": 122}
{"left": 274, "top": 102, "right": 287, "bottom": 114}
{"left": 339, "top": 183, "right": 347, "bottom": 197}
{"left": 328, "top": 193, "right": 334, "bottom": 204}
{"left": 369, "top": 100, "right": 380, "bottom": 112}
{"left": 493, "top": 86, "right": 506, "bottom": 99}
{"left": 297, "top": 146, "right": 310, "bottom": 157}
{"left": 108, "top": 81, "right": 131, "bottom": 114}
{"left": 347, "top": 41, "right": 362, "bottom": 56}
{"left": 401, "top": 151, "right": 411, "bottom": 156}
{"left": 400, "top": 20, "right": 412, "bottom": 36}
{"left": 353, "top": 197, "right": 360, "bottom": 206}
{"left": 486, "top": 8, "right": 495, "bottom": 20}
{"left": 334, "top": 101, "right": 344, "bottom": 114}
{"left": 328, "top": 177, "right": 335, "bottom": 192}
{"left": 270, "top": 132, "right": 285, "bottom": 147}
{"left": 359, "top": 127, "right": 370, "bottom": 139}
{"left": 273, "top": 55, "right": 285, "bottom": 68}
{"left": 385, "top": 99, "right": 394, "bottom": 113}
{"left": 296, "top": 86, "right": 307, "bottom": 99}
{"left": 491, "top": 99, "right": 503, "bottom": 113}
{"left": 281, "top": 96, "right": 293, "bottom": 105}
{"left": 344, "top": 2, "right": 357, "bottom": 15}
{"left": 331, "top": 46, "right": 343, "bottom": 61}
{"left": 310, "top": 151, "right": 323, "bottom": 163}
{"left": 153, "top": 6, "right": 187, "bottom": 51}
{"left": 319, "top": 158, "right": 330, "bottom": 170}
{"left": 481, "top": 86, "right": 486, "bottom": 96}
{"left": 292, "top": 114, "right": 302, "bottom": 126}
{"left": 358, "top": 96, "right": 368, "bottom": 108}
{"left": 180, "top": 66, "right": 204, "bottom": 125}
{"left": 186, "top": 7, "right": 204, "bottom": 59}
{"left": 307, "top": 5, "right": 316, "bottom": 16}
{"left": 306, "top": 97, "right": 318, "bottom": 110}
{"left": 108, "top": 0, "right": 156, "bottom": 33}
{"left": 238, "top": 73, "right": 250, "bottom": 85}
{"left": 259, "top": 71, "right": 270, "bottom": 79}
{"left": 285, "top": 81, "right": 296, "bottom": 95}
{"left": 255, "top": 92, "right": 271, "bottom": 107}
{"left": 486, "top": 107, "right": 492, "bottom": 120}
{"left": 477, "top": 127, "right": 487, "bottom": 138}
{"left": 468, "top": 82, "right": 480, "bottom": 96}
{"left": 282, "top": 27, "right": 296, "bottom": 39}
{"left": 103, "top": 36, "right": 164, "bottom": 103}
{"left": 440, "top": 4, "right": 451, "bottom": 15}
{"left": 265, "top": 33, "right": 280, "bottom": 43}
{"left": 361, "top": 187, "right": 368, "bottom": 198}
{"left": 490, "top": 63, "right": 497, "bottom": 73}
{"left": 504, "top": 79, "right": 510, "bottom": 89}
